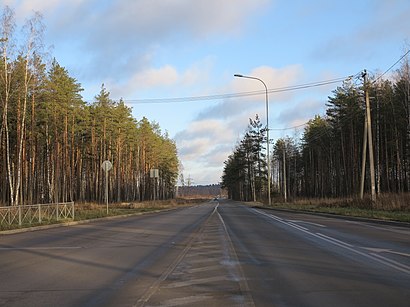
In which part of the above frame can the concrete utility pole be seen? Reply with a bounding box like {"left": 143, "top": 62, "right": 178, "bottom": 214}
{"left": 360, "top": 107, "right": 368, "bottom": 199}
{"left": 360, "top": 70, "right": 376, "bottom": 201}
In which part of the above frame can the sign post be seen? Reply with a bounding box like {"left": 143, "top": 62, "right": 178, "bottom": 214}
{"left": 150, "top": 169, "right": 159, "bottom": 201}
{"left": 101, "top": 160, "right": 113, "bottom": 214}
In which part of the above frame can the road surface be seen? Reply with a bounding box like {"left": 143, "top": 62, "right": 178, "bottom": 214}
{"left": 0, "top": 199, "right": 409, "bottom": 306}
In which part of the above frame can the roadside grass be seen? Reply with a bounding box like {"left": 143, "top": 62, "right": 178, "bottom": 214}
{"left": 263, "top": 193, "right": 410, "bottom": 223}
{"left": 0, "top": 198, "right": 208, "bottom": 232}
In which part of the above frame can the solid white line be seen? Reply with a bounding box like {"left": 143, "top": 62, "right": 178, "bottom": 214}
{"left": 361, "top": 247, "right": 410, "bottom": 258}
{"left": 345, "top": 220, "right": 410, "bottom": 235}
{"left": 253, "top": 209, "right": 283, "bottom": 221}
{"left": 315, "top": 233, "right": 353, "bottom": 247}
{"left": 252, "top": 209, "right": 307, "bottom": 232}
{"left": 384, "top": 250, "right": 410, "bottom": 258}
{"left": 287, "top": 222, "right": 309, "bottom": 231}
{"left": 288, "top": 219, "right": 326, "bottom": 228}
{"left": 250, "top": 208, "right": 410, "bottom": 275}
{"left": 369, "top": 253, "right": 410, "bottom": 274}
{"left": 370, "top": 253, "right": 410, "bottom": 272}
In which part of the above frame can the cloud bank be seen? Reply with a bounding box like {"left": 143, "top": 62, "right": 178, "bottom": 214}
{"left": 174, "top": 64, "right": 309, "bottom": 184}
{"left": 8, "top": 0, "right": 269, "bottom": 82}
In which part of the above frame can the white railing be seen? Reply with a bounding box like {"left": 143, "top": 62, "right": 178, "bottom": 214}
{"left": 0, "top": 202, "right": 75, "bottom": 227}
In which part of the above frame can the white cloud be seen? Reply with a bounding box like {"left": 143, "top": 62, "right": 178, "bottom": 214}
{"left": 175, "top": 118, "right": 237, "bottom": 183}
{"left": 197, "top": 64, "right": 304, "bottom": 121}
{"left": 178, "top": 137, "right": 212, "bottom": 160}
{"left": 182, "top": 161, "right": 222, "bottom": 185}
{"left": 173, "top": 64, "right": 307, "bottom": 184}
{"left": 180, "top": 119, "right": 233, "bottom": 140}
{"left": 128, "top": 65, "right": 178, "bottom": 90}
{"left": 176, "top": 119, "right": 234, "bottom": 157}
{"left": 6, "top": 0, "right": 269, "bottom": 80}
{"left": 6, "top": 0, "right": 87, "bottom": 22}
{"left": 103, "top": 0, "right": 270, "bottom": 39}
{"left": 232, "top": 65, "right": 304, "bottom": 94}
{"left": 108, "top": 57, "right": 214, "bottom": 98}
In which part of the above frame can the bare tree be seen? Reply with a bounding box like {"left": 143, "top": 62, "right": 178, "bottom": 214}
{"left": 11, "top": 12, "right": 45, "bottom": 206}
{"left": 0, "top": 6, "right": 15, "bottom": 205}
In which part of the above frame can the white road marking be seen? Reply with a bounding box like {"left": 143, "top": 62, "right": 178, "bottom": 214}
{"left": 346, "top": 220, "right": 410, "bottom": 235}
{"left": 288, "top": 219, "right": 326, "bottom": 228}
{"left": 287, "top": 222, "right": 309, "bottom": 231}
{"left": 361, "top": 247, "right": 410, "bottom": 258}
{"left": 369, "top": 253, "right": 410, "bottom": 272}
{"left": 315, "top": 233, "right": 353, "bottom": 247}
{"left": 251, "top": 208, "right": 410, "bottom": 275}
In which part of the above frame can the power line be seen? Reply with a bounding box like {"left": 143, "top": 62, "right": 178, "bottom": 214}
{"left": 231, "top": 52, "right": 410, "bottom": 153}
{"left": 270, "top": 122, "right": 308, "bottom": 131}
{"left": 373, "top": 49, "right": 410, "bottom": 83}
{"left": 98, "top": 76, "right": 352, "bottom": 104}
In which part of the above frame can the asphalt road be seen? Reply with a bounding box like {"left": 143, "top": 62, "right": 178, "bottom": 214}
{"left": 0, "top": 199, "right": 409, "bottom": 306}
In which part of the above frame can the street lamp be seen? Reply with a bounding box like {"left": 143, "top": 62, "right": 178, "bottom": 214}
{"left": 234, "top": 74, "right": 271, "bottom": 206}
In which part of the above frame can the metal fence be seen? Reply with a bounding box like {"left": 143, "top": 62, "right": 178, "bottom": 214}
{"left": 0, "top": 202, "right": 75, "bottom": 227}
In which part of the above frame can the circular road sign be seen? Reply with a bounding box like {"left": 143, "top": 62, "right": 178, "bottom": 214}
{"left": 101, "top": 160, "right": 113, "bottom": 172}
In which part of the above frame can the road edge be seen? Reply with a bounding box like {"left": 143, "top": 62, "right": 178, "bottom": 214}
{"left": 0, "top": 207, "right": 179, "bottom": 236}
{"left": 247, "top": 203, "right": 410, "bottom": 228}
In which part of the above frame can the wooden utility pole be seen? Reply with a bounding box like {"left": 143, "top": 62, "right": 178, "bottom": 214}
{"left": 360, "top": 70, "right": 376, "bottom": 201}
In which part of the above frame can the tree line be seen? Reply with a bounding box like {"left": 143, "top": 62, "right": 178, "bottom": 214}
{"left": 0, "top": 7, "right": 179, "bottom": 206}
{"left": 222, "top": 59, "right": 410, "bottom": 201}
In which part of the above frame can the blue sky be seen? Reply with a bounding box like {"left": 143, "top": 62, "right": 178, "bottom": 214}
{"left": 6, "top": 0, "right": 410, "bottom": 185}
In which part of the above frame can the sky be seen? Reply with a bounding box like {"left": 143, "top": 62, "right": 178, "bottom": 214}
{"left": 4, "top": 0, "right": 410, "bottom": 185}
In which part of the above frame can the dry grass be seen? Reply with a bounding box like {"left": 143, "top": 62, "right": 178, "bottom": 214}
{"left": 272, "top": 193, "right": 410, "bottom": 211}
{"left": 265, "top": 193, "right": 410, "bottom": 223}
{"left": 74, "top": 198, "right": 208, "bottom": 220}
{"left": 375, "top": 193, "right": 410, "bottom": 211}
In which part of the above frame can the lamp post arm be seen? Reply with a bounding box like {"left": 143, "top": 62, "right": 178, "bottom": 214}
{"left": 234, "top": 74, "right": 271, "bottom": 206}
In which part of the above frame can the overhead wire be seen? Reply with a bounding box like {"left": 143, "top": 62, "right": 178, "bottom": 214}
{"left": 268, "top": 71, "right": 363, "bottom": 134}
{"left": 373, "top": 49, "right": 410, "bottom": 84}
{"left": 278, "top": 48, "right": 410, "bottom": 143}
{"left": 270, "top": 122, "right": 308, "bottom": 131}
{"left": 84, "top": 49, "right": 408, "bottom": 141}
{"left": 232, "top": 51, "right": 410, "bottom": 160}
{"left": 97, "top": 75, "right": 353, "bottom": 105}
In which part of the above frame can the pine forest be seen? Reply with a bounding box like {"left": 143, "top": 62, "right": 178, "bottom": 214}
{"left": 0, "top": 8, "right": 179, "bottom": 206}
{"left": 222, "top": 62, "right": 410, "bottom": 203}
